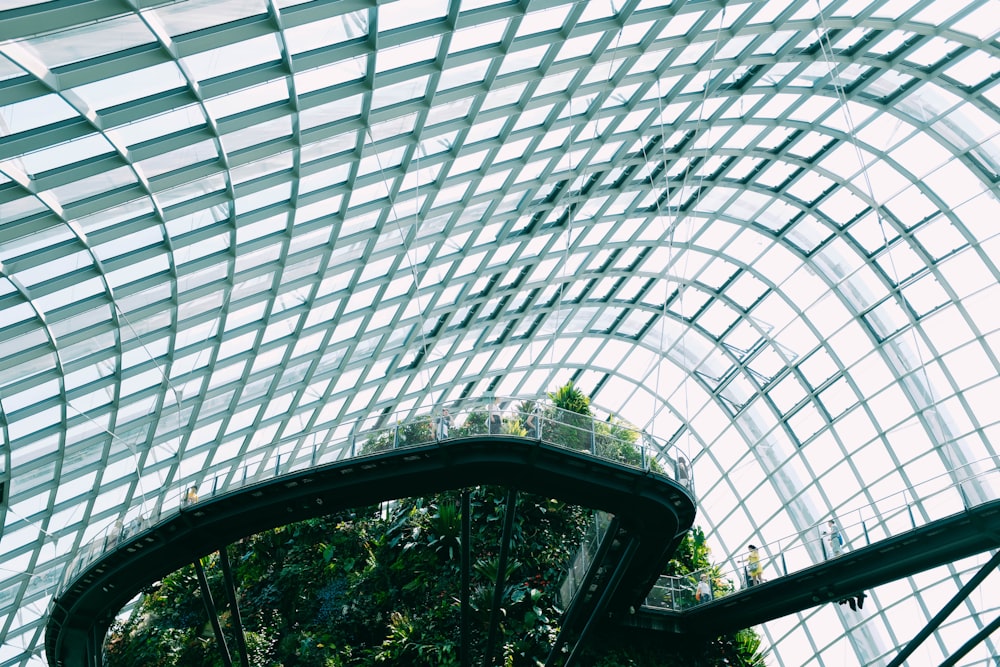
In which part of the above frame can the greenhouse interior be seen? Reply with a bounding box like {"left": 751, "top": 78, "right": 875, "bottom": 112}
{"left": 1, "top": 0, "right": 999, "bottom": 665}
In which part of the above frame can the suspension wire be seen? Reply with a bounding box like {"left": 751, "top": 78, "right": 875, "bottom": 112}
{"left": 642, "top": 5, "right": 728, "bottom": 464}
{"left": 367, "top": 128, "right": 436, "bottom": 407}
{"left": 552, "top": 89, "right": 571, "bottom": 374}
{"left": 549, "top": 2, "right": 627, "bottom": 383}
{"left": 812, "top": 6, "right": 932, "bottom": 403}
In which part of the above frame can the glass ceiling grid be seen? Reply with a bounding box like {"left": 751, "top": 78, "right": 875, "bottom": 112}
{"left": 1, "top": 0, "right": 999, "bottom": 665}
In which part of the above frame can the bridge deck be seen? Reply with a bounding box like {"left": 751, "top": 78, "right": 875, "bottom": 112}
{"left": 46, "top": 436, "right": 695, "bottom": 667}
{"left": 628, "top": 498, "right": 1000, "bottom": 636}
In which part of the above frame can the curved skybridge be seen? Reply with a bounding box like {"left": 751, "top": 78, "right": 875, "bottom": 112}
{"left": 46, "top": 399, "right": 695, "bottom": 667}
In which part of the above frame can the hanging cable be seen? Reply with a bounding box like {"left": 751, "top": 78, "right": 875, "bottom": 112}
{"left": 812, "top": 4, "right": 932, "bottom": 393}
{"left": 366, "top": 128, "right": 436, "bottom": 402}
{"left": 641, "top": 5, "right": 728, "bottom": 465}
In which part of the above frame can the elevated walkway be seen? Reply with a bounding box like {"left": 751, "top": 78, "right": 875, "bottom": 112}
{"left": 46, "top": 397, "right": 999, "bottom": 666}
{"left": 45, "top": 434, "right": 695, "bottom": 667}
{"left": 627, "top": 497, "right": 1000, "bottom": 637}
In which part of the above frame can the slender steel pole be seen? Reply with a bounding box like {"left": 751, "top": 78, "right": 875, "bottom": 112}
{"left": 194, "top": 558, "right": 233, "bottom": 667}
{"left": 461, "top": 489, "right": 472, "bottom": 667}
{"left": 483, "top": 490, "right": 518, "bottom": 667}
{"left": 218, "top": 547, "right": 251, "bottom": 667}
{"left": 888, "top": 549, "right": 1000, "bottom": 667}
{"left": 938, "top": 613, "right": 1000, "bottom": 667}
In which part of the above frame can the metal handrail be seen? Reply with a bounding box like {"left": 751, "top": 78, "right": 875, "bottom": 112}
{"left": 57, "top": 397, "right": 692, "bottom": 596}
{"left": 645, "top": 460, "right": 1000, "bottom": 611}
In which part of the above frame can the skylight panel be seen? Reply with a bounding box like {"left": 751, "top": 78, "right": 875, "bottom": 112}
{"left": 901, "top": 273, "right": 951, "bottom": 317}
{"left": 755, "top": 160, "right": 798, "bottom": 189}
{"left": 380, "top": 0, "right": 448, "bottom": 31}
{"left": 183, "top": 34, "right": 280, "bottom": 80}
{"left": 714, "top": 33, "right": 755, "bottom": 61}
{"left": 922, "top": 160, "right": 987, "bottom": 209}
{"left": 357, "top": 144, "right": 406, "bottom": 177}
{"left": 753, "top": 30, "right": 796, "bottom": 56}
{"left": 555, "top": 32, "right": 600, "bottom": 63}
{"left": 510, "top": 102, "right": 553, "bottom": 133}
{"left": 465, "top": 115, "right": 507, "bottom": 145}
{"left": 884, "top": 185, "right": 936, "bottom": 230}
{"left": 152, "top": 0, "right": 270, "bottom": 38}
{"left": 480, "top": 80, "right": 528, "bottom": 111}
{"left": 912, "top": 216, "right": 968, "bottom": 260}
{"left": 755, "top": 95, "right": 796, "bottom": 122}
{"left": 439, "top": 58, "right": 492, "bottom": 91}
{"left": 787, "top": 171, "right": 832, "bottom": 204}
{"left": 449, "top": 17, "right": 510, "bottom": 54}
{"left": 137, "top": 139, "right": 218, "bottom": 179}
{"left": 424, "top": 97, "right": 474, "bottom": 128}
{"left": 536, "top": 124, "right": 572, "bottom": 152}
{"left": 372, "top": 76, "right": 430, "bottom": 110}
{"left": 617, "top": 309, "right": 653, "bottom": 337}
{"left": 656, "top": 8, "right": 702, "bottom": 39}
{"left": 698, "top": 299, "right": 739, "bottom": 338}
{"left": 516, "top": 4, "right": 572, "bottom": 38}
{"left": 671, "top": 40, "right": 714, "bottom": 67}
{"left": 629, "top": 49, "right": 671, "bottom": 78}
{"left": 938, "top": 247, "right": 998, "bottom": 300}
{"left": 0, "top": 92, "right": 77, "bottom": 136}
{"left": 17, "top": 13, "right": 152, "bottom": 69}
{"left": 951, "top": 1, "right": 1000, "bottom": 40}
{"left": 904, "top": 36, "right": 959, "bottom": 68}
{"left": 497, "top": 44, "right": 548, "bottom": 76}
{"left": 19, "top": 133, "right": 113, "bottom": 176}
{"left": 378, "top": 37, "right": 440, "bottom": 74}
{"left": 534, "top": 71, "right": 579, "bottom": 101}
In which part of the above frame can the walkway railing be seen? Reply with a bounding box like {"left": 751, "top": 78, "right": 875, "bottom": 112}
{"left": 558, "top": 511, "right": 613, "bottom": 608}
{"left": 58, "top": 397, "right": 691, "bottom": 597}
{"left": 644, "top": 458, "right": 1000, "bottom": 611}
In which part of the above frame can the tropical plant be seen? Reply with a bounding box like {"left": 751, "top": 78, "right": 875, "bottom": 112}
{"left": 106, "top": 384, "right": 766, "bottom": 667}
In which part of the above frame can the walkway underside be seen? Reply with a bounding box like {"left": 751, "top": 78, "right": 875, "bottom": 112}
{"left": 46, "top": 437, "right": 695, "bottom": 667}
{"left": 627, "top": 498, "right": 1000, "bottom": 637}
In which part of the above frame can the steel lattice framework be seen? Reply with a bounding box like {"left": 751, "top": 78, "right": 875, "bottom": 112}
{"left": 1, "top": 1, "right": 999, "bottom": 665}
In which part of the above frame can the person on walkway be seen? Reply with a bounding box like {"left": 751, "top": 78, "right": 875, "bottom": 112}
{"left": 695, "top": 573, "right": 712, "bottom": 603}
{"left": 436, "top": 408, "right": 452, "bottom": 440}
{"left": 838, "top": 591, "right": 867, "bottom": 611}
{"left": 489, "top": 398, "right": 502, "bottom": 435}
{"left": 747, "top": 544, "right": 763, "bottom": 586}
{"left": 183, "top": 485, "right": 199, "bottom": 506}
{"left": 676, "top": 456, "right": 690, "bottom": 489}
{"left": 824, "top": 519, "right": 844, "bottom": 558}
{"left": 524, "top": 402, "right": 539, "bottom": 438}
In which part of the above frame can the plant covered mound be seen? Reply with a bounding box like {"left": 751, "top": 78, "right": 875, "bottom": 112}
{"left": 106, "top": 489, "right": 594, "bottom": 667}
{"left": 106, "top": 383, "right": 767, "bottom": 666}
{"left": 105, "top": 497, "right": 766, "bottom": 667}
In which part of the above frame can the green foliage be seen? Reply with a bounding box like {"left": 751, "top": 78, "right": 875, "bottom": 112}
{"left": 106, "top": 386, "right": 765, "bottom": 667}
{"left": 106, "top": 494, "right": 594, "bottom": 667}
{"left": 548, "top": 381, "right": 591, "bottom": 416}
{"left": 452, "top": 410, "right": 487, "bottom": 437}
{"left": 107, "top": 508, "right": 765, "bottom": 667}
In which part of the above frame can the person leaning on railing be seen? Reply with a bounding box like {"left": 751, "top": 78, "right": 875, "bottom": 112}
{"left": 695, "top": 573, "right": 712, "bottom": 603}
{"left": 488, "top": 398, "right": 502, "bottom": 435}
{"left": 746, "top": 544, "right": 763, "bottom": 586}
{"left": 436, "top": 408, "right": 452, "bottom": 440}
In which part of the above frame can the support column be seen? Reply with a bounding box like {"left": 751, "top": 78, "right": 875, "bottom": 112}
{"left": 484, "top": 490, "right": 518, "bottom": 667}
{"left": 461, "top": 489, "right": 471, "bottom": 667}
{"left": 219, "top": 547, "right": 251, "bottom": 667}
{"left": 194, "top": 558, "right": 233, "bottom": 667}
{"left": 888, "top": 549, "right": 1000, "bottom": 667}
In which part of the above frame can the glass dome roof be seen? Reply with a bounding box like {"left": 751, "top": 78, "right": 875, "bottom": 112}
{"left": 1, "top": 0, "right": 999, "bottom": 665}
